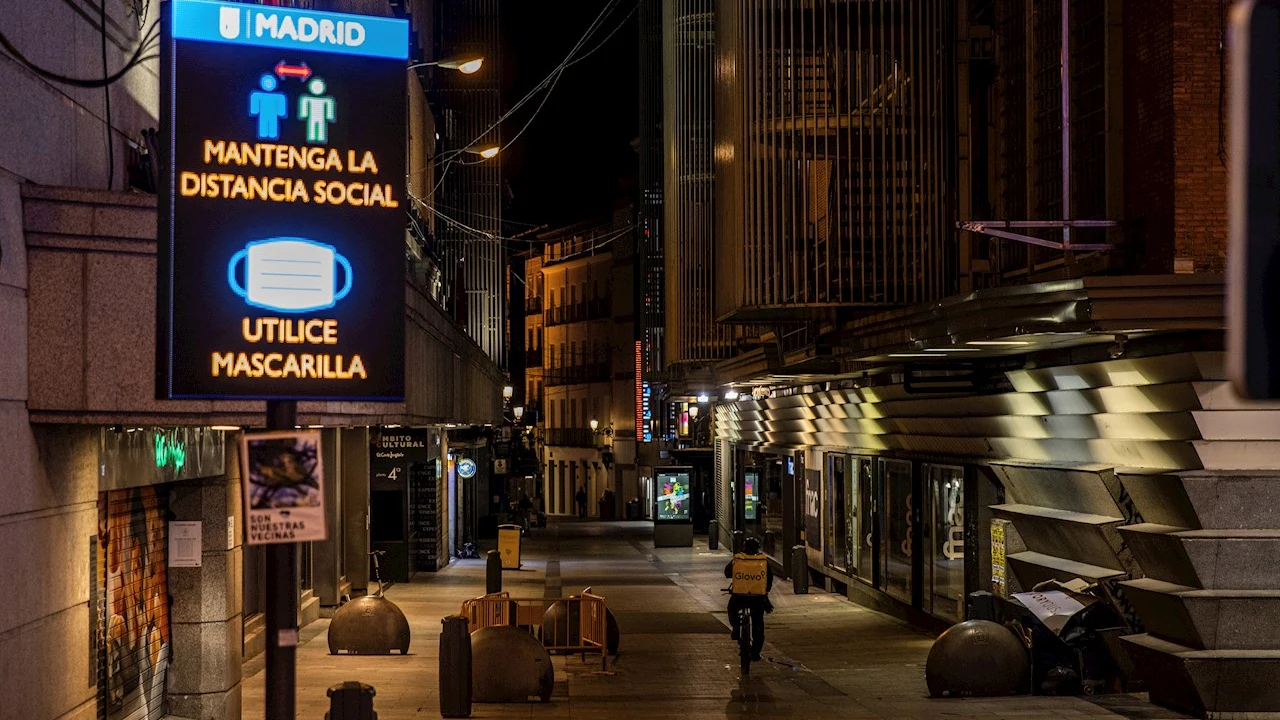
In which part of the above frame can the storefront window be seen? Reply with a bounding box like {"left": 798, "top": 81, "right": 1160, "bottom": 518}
{"left": 926, "top": 464, "right": 965, "bottom": 622}
{"left": 881, "top": 459, "right": 913, "bottom": 604}
{"left": 858, "top": 457, "right": 875, "bottom": 584}
{"left": 826, "top": 454, "right": 854, "bottom": 573}
{"left": 740, "top": 454, "right": 786, "bottom": 561}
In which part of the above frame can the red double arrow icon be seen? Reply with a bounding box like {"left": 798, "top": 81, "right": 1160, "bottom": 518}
{"left": 274, "top": 61, "right": 312, "bottom": 81}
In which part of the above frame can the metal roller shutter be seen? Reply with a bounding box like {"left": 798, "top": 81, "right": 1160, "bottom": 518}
{"left": 96, "top": 486, "right": 171, "bottom": 720}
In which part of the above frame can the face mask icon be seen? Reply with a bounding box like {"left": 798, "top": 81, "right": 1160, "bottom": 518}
{"left": 219, "top": 7, "right": 241, "bottom": 39}
{"left": 228, "top": 237, "right": 352, "bottom": 313}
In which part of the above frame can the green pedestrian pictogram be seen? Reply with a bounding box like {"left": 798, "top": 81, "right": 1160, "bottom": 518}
{"left": 298, "top": 77, "right": 336, "bottom": 144}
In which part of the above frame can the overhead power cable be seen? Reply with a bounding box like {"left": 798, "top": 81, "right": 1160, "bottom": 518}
{"left": 0, "top": 20, "right": 159, "bottom": 88}
{"left": 433, "top": 0, "right": 632, "bottom": 172}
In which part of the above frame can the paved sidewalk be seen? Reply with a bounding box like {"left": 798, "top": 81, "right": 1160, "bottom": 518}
{"left": 242, "top": 520, "right": 1188, "bottom": 719}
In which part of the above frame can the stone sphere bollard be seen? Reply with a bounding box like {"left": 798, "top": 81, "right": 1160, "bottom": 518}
{"left": 925, "top": 620, "right": 1028, "bottom": 697}
{"left": 542, "top": 600, "right": 620, "bottom": 655}
{"left": 470, "top": 626, "right": 554, "bottom": 703}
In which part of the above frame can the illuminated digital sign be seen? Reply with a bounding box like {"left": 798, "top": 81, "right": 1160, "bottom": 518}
{"left": 655, "top": 467, "right": 691, "bottom": 523}
{"left": 158, "top": 0, "right": 408, "bottom": 399}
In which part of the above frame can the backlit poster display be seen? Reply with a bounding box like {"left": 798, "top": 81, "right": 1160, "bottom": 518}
{"left": 744, "top": 469, "right": 758, "bottom": 521}
{"left": 158, "top": 0, "right": 408, "bottom": 399}
{"left": 655, "top": 468, "right": 691, "bottom": 522}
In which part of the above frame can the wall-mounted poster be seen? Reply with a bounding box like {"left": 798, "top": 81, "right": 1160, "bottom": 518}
{"left": 240, "top": 430, "right": 326, "bottom": 544}
{"left": 655, "top": 467, "right": 691, "bottom": 522}
{"left": 744, "top": 469, "right": 759, "bottom": 521}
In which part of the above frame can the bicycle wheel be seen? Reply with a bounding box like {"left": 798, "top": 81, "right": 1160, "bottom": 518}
{"left": 738, "top": 609, "right": 752, "bottom": 674}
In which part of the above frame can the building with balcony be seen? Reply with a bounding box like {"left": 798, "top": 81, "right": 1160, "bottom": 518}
{"left": 659, "top": 0, "right": 1280, "bottom": 716}
{"left": 527, "top": 212, "right": 640, "bottom": 518}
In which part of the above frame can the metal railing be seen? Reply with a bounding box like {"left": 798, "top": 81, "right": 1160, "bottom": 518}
{"left": 543, "top": 428, "right": 596, "bottom": 448}
{"left": 544, "top": 300, "right": 611, "bottom": 327}
{"left": 461, "top": 592, "right": 608, "bottom": 670}
{"left": 544, "top": 363, "right": 610, "bottom": 387}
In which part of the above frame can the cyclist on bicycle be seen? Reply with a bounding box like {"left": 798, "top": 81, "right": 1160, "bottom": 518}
{"left": 724, "top": 537, "right": 773, "bottom": 660}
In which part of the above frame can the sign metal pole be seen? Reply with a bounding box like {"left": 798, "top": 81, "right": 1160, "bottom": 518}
{"left": 265, "top": 400, "right": 298, "bottom": 720}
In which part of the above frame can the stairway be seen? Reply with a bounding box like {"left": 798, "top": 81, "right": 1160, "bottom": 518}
{"left": 1117, "top": 473, "right": 1280, "bottom": 717}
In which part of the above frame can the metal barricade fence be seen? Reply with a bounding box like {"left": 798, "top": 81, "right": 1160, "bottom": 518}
{"left": 460, "top": 592, "right": 608, "bottom": 670}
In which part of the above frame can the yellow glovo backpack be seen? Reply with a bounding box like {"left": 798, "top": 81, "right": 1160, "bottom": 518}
{"left": 731, "top": 553, "right": 769, "bottom": 596}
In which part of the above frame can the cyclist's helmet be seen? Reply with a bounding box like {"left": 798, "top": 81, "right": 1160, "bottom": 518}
{"left": 743, "top": 537, "right": 762, "bottom": 555}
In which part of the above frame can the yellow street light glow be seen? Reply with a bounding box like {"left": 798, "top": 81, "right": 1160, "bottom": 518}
{"left": 412, "top": 56, "right": 485, "bottom": 74}
{"left": 966, "top": 340, "right": 1032, "bottom": 346}
{"left": 478, "top": 146, "right": 500, "bottom": 159}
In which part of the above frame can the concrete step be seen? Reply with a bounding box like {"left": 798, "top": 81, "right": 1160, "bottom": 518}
{"left": 1006, "top": 550, "right": 1125, "bottom": 589}
{"left": 1175, "top": 529, "right": 1280, "bottom": 590}
{"left": 1119, "top": 577, "right": 1201, "bottom": 649}
{"left": 992, "top": 504, "right": 1127, "bottom": 571}
{"left": 1121, "top": 579, "right": 1280, "bottom": 650}
{"left": 1122, "top": 633, "right": 1280, "bottom": 717}
{"left": 1178, "top": 472, "right": 1280, "bottom": 529}
{"left": 1116, "top": 523, "right": 1198, "bottom": 588}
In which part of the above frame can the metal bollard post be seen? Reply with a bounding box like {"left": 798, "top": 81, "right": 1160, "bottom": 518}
{"left": 707, "top": 519, "right": 719, "bottom": 551}
{"left": 439, "top": 615, "right": 472, "bottom": 718}
{"left": 485, "top": 550, "right": 502, "bottom": 594}
{"left": 791, "top": 545, "right": 808, "bottom": 594}
{"left": 324, "top": 681, "right": 376, "bottom": 720}
{"left": 731, "top": 530, "right": 745, "bottom": 554}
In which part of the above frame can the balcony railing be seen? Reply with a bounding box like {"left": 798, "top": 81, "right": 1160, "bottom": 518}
{"left": 544, "top": 428, "right": 597, "bottom": 448}
{"left": 525, "top": 348, "right": 543, "bottom": 368}
{"left": 544, "top": 362, "right": 610, "bottom": 387}
{"left": 525, "top": 296, "right": 542, "bottom": 314}
{"left": 545, "top": 299, "right": 611, "bottom": 327}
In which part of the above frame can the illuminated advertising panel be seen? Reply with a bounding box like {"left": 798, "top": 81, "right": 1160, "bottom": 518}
{"left": 655, "top": 467, "right": 691, "bottom": 522}
{"left": 634, "top": 341, "right": 644, "bottom": 440}
{"left": 744, "top": 469, "right": 759, "bottom": 521}
{"left": 158, "top": 0, "right": 408, "bottom": 399}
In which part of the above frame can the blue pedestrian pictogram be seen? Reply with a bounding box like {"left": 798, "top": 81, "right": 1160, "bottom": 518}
{"left": 249, "top": 74, "right": 288, "bottom": 140}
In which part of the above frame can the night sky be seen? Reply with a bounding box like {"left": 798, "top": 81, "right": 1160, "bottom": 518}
{"left": 499, "top": 0, "right": 639, "bottom": 228}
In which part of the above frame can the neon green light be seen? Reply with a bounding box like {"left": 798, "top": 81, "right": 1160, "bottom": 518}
{"left": 155, "top": 435, "right": 187, "bottom": 473}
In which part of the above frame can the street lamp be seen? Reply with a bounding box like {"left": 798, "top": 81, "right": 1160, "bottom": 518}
{"left": 513, "top": 406, "right": 524, "bottom": 421}
{"left": 688, "top": 405, "right": 699, "bottom": 419}
{"left": 503, "top": 385, "right": 514, "bottom": 400}
{"left": 468, "top": 145, "right": 500, "bottom": 160}
{"left": 589, "top": 418, "right": 599, "bottom": 432}
{"left": 408, "top": 55, "right": 485, "bottom": 74}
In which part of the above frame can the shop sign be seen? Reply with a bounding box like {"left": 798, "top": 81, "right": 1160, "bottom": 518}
{"left": 370, "top": 428, "right": 429, "bottom": 486}
{"left": 100, "top": 427, "right": 227, "bottom": 489}
{"left": 158, "top": 0, "right": 408, "bottom": 400}
{"left": 641, "top": 382, "right": 653, "bottom": 443}
{"left": 458, "top": 458, "right": 478, "bottom": 479}
{"left": 241, "top": 430, "right": 326, "bottom": 544}
{"left": 634, "top": 341, "right": 644, "bottom": 440}
{"left": 804, "top": 467, "right": 822, "bottom": 550}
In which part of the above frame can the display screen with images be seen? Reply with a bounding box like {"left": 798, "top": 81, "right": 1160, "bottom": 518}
{"left": 744, "top": 470, "right": 758, "bottom": 520}
{"left": 656, "top": 469, "right": 691, "bottom": 522}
